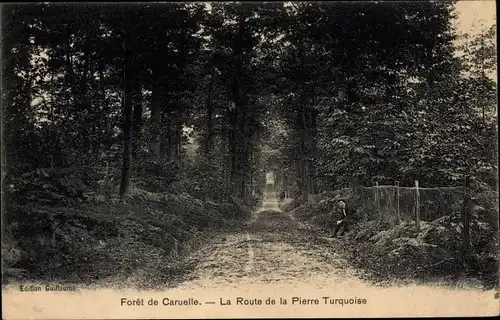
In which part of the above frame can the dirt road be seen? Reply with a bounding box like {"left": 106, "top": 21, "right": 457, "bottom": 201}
{"left": 93, "top": 194, "right": 492, "bottom": 294}
{"left": 172, "top": 195, "right": 362, "bottom": 291}
{"left": 152, "top": 197, "right": 497, "bottom": 318}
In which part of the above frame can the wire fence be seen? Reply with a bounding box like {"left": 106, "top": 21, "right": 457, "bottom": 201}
{"left": 357, "top": 185, "right": 470, "bottom": 225}
{"left": 310, "top": 180, "right": 498, "bottom": 233}
{"left": 304, "top": 178, "right": 498, "bottom": 255}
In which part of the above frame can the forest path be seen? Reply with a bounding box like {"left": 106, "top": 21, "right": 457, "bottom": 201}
{"left": 172, "top": 193, "right": 364, "bottom": 291}
{"left": 77, "top": 194, "right": 498, "bottom": 318}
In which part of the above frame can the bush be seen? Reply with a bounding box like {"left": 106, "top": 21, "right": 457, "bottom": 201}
{"left": 3, "top": 168, "right": 252, "bottom": 284}
{"left": 342, "top": 215, "right": 498, "bottom": 288}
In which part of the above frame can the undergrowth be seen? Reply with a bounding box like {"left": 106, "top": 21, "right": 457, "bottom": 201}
{"left": 285, "top": 196, "right": 499, "bottom": 290}
{"left": 2, "top": 167, "right": 251, "bottom": 286}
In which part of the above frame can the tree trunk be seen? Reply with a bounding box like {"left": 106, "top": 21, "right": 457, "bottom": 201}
{"left": 166, "top": 114, "right": 173, "bottom": 159}
{"left": 119, "top": 38, "right": 134, "bottom": 198}
{"left": 204, "top": 62, "right": 215, "bottom": 159}
{"left": 240, "top": 134, "right": 252, "bottom": 201}
{"left": 99, "top": 62, "right": 106, "bottom": 96}
{"left": 150, "top": 51, "right": 162, "bottom": 159}
{"left": 132, "top": 74, "right": 143, "bottom": 158}
{"left": 307, "top": 106, "right": 319, "bottom": 194}
{"left": 65, "top": 32, "right": 77, "bottom": 91}
{"left": 228, "top": 18, "right": 245, "bottom": 197}
{"left": 228, "top": 105, "right": 240, "bottom": 197}
{"left": 299, "top": 106, "right": 308, "bottom": 202}
{"left": 173, "top": 117, "right": 182, "bottom": 159}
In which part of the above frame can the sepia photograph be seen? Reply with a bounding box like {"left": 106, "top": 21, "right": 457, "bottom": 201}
{"left": 1, "top": 1, "right": 499, "bottom": 318}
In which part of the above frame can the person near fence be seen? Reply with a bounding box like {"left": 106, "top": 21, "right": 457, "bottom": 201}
{"left": 332, "top": 199, "right": 349, "bottom": 237}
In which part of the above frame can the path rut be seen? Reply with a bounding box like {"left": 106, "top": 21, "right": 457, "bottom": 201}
{"left": 173, "top": 195, "right": 362, "bottom": 290}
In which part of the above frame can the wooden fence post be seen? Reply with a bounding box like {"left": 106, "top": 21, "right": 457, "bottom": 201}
{"left": 395, "top": 181, "right": 401, "bottom": 224}
{"left": 375, "top": 181, "right": 380, "bottom": 222}
{"left": 415, "top": 180, "right": 420, "bottom": 231}
{"left": 462, "top": 176, "right": 471, "bottom": 255}
{"left": 363, "top": 188, "right": 368, "bottom": 222}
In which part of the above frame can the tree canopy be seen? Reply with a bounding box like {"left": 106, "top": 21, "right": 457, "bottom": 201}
{"left": 2, "top": 2, "right": 497, "bottom": 204}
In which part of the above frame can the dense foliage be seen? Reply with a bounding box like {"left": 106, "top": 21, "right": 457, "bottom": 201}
{"left": 2, "top": 2, "right": 497, "bottom": 205}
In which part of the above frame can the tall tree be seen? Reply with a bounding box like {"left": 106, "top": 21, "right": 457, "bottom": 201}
{"left": 119, "top": 34, "right": 134, "bottom": 197}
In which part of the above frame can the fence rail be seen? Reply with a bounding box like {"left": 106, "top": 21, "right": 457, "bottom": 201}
{"left": 307, "top": 178, "right": 498, "bottom": 254}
